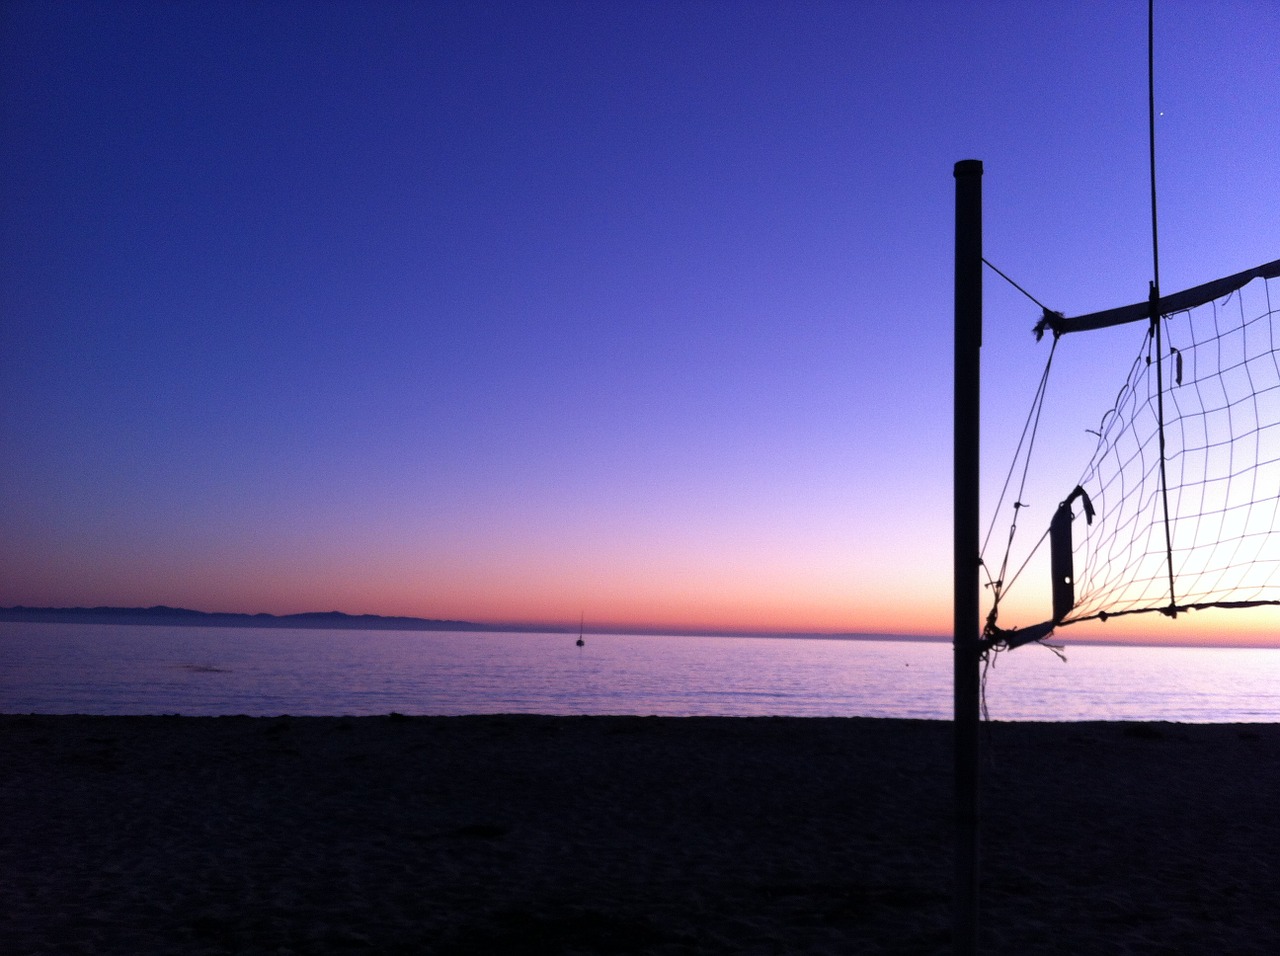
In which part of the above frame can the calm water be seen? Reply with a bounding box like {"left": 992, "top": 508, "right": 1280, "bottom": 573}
{"left": 2, "top": 622, "right": 1278, "bottom": 722}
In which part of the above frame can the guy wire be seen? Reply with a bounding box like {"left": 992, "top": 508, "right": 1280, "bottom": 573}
{"left": 983, "top": 258, "right": 1054, "bottom": 314}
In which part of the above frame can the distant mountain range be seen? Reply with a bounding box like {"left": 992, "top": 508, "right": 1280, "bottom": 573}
{"left": 0, "top": 605, "right": 508, "bottom": 632}
{"left": 0, "top": 604, "right": 946, "bottom": 641}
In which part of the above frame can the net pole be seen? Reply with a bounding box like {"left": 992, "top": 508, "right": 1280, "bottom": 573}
{"left": 953, "top": 158, "right": 983, "bottom": 956}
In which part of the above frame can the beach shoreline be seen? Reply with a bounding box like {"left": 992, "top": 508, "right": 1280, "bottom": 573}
{"left": 3, "top": 714, "right": 1277, "bottom": 954}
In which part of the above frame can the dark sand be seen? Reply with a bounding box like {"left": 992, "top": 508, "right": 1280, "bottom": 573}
{"left": 2, "top": 715, "right": 1277, "bottom": 954}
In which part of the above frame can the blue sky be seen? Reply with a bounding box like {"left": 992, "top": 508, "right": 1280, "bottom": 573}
{"left": 3, "top": 1, "right": 1278, "bottom": 639}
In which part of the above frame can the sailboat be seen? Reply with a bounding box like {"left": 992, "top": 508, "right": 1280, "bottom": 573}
{"left": 576, "top": 614, "right": 585, "bottom": 647}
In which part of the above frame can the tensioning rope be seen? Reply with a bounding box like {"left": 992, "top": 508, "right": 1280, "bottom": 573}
{"left": 982, "top": 258, "right": 1055, "bottom": 314}
{"left": 980, "top": 336, "right": 1058, "bottom": 601}
{"left": 977, "top": 259, "right": 1061, "bottom": 622}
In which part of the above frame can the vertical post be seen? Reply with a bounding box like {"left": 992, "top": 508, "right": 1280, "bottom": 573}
{"left": 953, "top": 158, "right": 983, "bottom": 956}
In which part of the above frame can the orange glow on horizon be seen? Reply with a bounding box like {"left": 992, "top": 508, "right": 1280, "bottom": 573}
{"left": 6, "top": 531, "right": 1276, "bottom": 645}
{"left": 1056, "top": 605, "right": 1280, "bottom": 648}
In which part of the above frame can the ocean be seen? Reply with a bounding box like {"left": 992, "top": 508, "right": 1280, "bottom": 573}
{"left": 2, "top": 621, "right": 1278, "bottom": 722}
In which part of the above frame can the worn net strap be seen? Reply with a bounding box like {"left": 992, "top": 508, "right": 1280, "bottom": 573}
{"left": 1063, "top": 274, "right": 1280, "bottom": 624}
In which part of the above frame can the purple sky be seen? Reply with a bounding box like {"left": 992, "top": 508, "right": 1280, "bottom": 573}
{"left": 3, "top": 1, "right": 1278, "bottom": 639}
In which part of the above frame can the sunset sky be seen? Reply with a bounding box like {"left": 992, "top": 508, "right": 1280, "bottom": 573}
{"left": 3, "top": 1, "right": 1278, "bottom": 643}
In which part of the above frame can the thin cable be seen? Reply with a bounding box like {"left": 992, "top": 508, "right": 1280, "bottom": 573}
{"left": 981, "top": 339, "right": 1058, "bottom": 577}
{"left": 975, "top": 260, "right": 1059, "bottom": 621}
{"left": 998, "top": 523, "right": 1053, "bottom": 605}
{"left": 979, "top": 351, "right": 1048, "bottom": 563}
{"left": 1152, "top": 287, "right": 1178, "bottom": 614}
{"left": 1148, "top": 0, "right": 1176, "bottom": 613}
{"left": 1148, "top": 0, "right": 1161, "bottom": 294}
{"left": 982, "top": 258, "right": 1054, "bottom": 314}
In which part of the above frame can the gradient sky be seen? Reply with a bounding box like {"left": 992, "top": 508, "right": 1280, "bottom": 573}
{"left": 3, "top": 1, "right": 1278, "bottom": 642}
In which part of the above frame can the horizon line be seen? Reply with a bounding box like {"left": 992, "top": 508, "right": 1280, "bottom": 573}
{"left": 2, "top": 603, "right": 1278, "bottom": 649}
{"left": 0, "top": 603, "right": 947, "bottom": 642}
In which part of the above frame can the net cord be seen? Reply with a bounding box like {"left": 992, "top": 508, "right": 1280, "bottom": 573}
{"left": 1034, "top": 259, "right": 1280, "bottom": 338}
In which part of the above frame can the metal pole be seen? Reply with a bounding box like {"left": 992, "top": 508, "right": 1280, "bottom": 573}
{"left": 953, "top": 158, "right": 983, "bottom": 956}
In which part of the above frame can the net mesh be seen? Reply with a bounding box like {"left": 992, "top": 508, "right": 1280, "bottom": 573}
{"left": 980, "top": 264, "right": 1280, "bottom": 646}
{"left": 1060, "top": 273, "right": 1280, "bottom": 625}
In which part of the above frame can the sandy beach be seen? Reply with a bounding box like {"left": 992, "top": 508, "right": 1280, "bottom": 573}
{"left": 2, "top": 714, "right": 1277, "bottom": 955}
